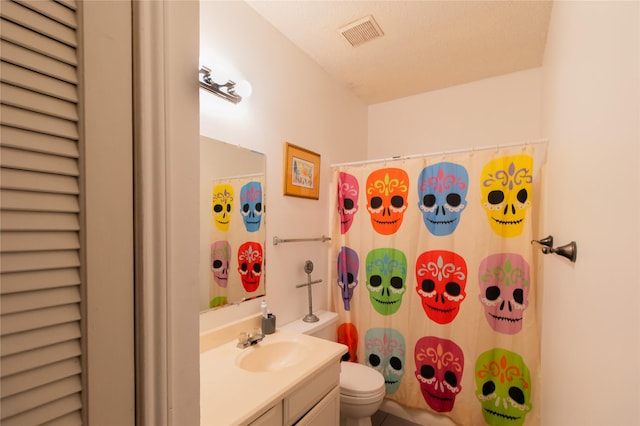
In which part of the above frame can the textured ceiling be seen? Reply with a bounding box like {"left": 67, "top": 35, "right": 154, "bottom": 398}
{"left": 246, "top": 1, "right": 553, "bottom": 105}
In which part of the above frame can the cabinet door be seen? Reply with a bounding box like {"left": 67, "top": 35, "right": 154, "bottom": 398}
{"left": 296, "top": 386, "right": 340, "bottom": 426}
{"left": 249, "top": 402, "right": 283, "bottom": 426}
{"left": 284, "top": 362, "right": 340, "bottom": 424}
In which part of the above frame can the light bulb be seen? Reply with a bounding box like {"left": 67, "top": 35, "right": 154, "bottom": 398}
{"left": 234, "top": 80, "right": 253, "bottom": 99}
{"left": 212, "top": 69, "right": 231, "bottom": 85}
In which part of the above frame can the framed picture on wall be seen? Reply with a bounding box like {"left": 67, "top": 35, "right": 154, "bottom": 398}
{"left": 283, "top": 142, "right": 320, "bottom": 199}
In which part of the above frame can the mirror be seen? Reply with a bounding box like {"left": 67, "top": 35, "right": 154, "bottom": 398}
{"left": 200, "top": 136, "right": 266, "bottom": 312}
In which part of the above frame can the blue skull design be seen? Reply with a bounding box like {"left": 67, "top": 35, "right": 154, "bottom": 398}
{"left": 365, "top": 328, "right": 406, "bottom": 394}
{"left": 417, "top": 162, "right": 468, "bottom": 236}
{"left": 240, "top": 181, "right": 262, "bottom": 232}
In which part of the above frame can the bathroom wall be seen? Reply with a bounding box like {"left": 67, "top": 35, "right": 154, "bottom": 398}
{"left": 540, "top": 1, "right": 639, "bottom": 424}
{"left": 368, "top": 67, "right": 545, "bottom": 158}
{"left": 199, "top": 1, "right": 368, "bottom": 331}
{"left": 367, "top": 2, "right": 639, "bottom": 425}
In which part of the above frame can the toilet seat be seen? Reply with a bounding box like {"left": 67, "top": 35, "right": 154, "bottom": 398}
{"left": 339, "top": 362, "right": 385, "bottom": 399}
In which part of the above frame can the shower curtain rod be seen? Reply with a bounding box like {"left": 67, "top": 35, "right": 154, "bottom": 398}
{"left": 331, "top": 138, "right": 548, "bottom": 168}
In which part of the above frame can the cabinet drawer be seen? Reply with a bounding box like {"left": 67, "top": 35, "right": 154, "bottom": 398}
{"left": 295, "top": 385, "right": 339, "bottom": 426}
{"left": 284, "top": 362, "right": 340, "bottom": 425}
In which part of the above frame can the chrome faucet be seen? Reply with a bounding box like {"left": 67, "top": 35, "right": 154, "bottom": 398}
{"left": 237, "top": 328, "right": 264, "bottom": 349}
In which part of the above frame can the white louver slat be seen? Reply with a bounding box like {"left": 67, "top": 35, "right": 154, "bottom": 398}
{"left": 2, "top": 304, "right": 81, "bottom": 333}
{"left": 0, "top": 0, "right": 83, "bottom": 424}
{"left": 1, "top": 231, "right": 80, "bottom": 252}
{"left": 0, "top": 39, "right": 77, "bottom": 83}
{"left": 0, "top": 14, "right": 77, "bottom": 65}
{"left": 1, "top": 168, "right": 79, "bottom": 193}
{"left": 1, "top": 268, "right": 81, "bottom": 294}
{"left": 1, "top": 146, "right": 79, "bottom": 175}
{"left": 0, "top": 83, "right": 79, "bottom": 121}
{"left": 13, "top": 0, "right": 77, "bottom": 29}
{"left": 1, "top": 250, "right": 80, "bottom": 275}
{"left": 1, "top": 339, "right": 81, "bottom": 376}
{"left": 0, "top": 189, "right": 79, "bottom": 212}
{"left": 1, "top": 211, "right": 80, "bottom": 231}
{"left": 1, "top": 393, "right": 82, "bottom": 426}
{"left": 0, "top": 62, "right": 78, "bottom": 101}
{"left": 0, "top": 126, "right": 79, "bottom": 157}
{"left": 1, "top": 104, "right": 79, "bottom": 138}
{"left": 1, "top": 375, "right": 82, "bottom": 420}
{"left": 1, "top": 0, "right": 76, "bottom": 46}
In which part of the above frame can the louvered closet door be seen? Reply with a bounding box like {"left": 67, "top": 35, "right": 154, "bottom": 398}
{"left": 1, "top": 1, "right": 84, "bottom": 424}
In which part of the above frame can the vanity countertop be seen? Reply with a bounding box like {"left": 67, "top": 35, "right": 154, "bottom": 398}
{"left": 200, "top": 329, "right": 347, "bottom": 425}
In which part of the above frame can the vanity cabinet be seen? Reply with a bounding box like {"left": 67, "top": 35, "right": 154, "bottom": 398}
{"left": 200, "top": 329, "right": 347, "bottom": 426}
{"left": 247, "top": 361, "right": 340, "bottom": 426}
{"left": 284, "top": 361, "right": 340, "bottom": 425}
{"left": 294, "top": 386, "right": 340, "bottom": 426}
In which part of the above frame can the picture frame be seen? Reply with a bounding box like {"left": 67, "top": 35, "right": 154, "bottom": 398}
{"left": 283, "top": 142, "right": 320, "bottom": 199}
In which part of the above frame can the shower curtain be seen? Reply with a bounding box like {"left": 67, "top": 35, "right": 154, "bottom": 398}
{"left": 207, "top": 174, "right": 265, "bottom": 309}
{"left": 329, "top": 143, "right": 546, "bottom": 426}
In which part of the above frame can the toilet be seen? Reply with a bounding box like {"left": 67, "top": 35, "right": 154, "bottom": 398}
{"left": 281, "top": 311, "right": 385, "bottom": 426}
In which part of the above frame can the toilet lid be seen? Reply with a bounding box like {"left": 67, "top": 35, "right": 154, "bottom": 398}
{"left": 340, "top": 362, "right": 385, "bottom": 397}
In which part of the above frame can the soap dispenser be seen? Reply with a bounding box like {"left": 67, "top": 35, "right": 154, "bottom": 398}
{"left": 260, "top": 299, "right": 276, "bottom": 335}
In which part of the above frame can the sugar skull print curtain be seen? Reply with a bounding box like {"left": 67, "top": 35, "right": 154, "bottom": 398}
{"left": 208, "top": 175, "right": 265, "bottom": 309}
{"left": 330, "top": 143, "right": 546, "bottom": 426}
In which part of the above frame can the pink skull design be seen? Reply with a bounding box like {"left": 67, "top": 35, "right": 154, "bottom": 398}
{"left": 415, "top": 250, "right": 468, "bottom": 324}
{"left": 415, "top": 336, "right": 464, "bottom": 413}
{"left": 211, "top": 241, "right": 231, "bottom": 288}
{"left": 478, "top": 253, "right": 530, "bottom": 334}
{"left": 237, "top": 242, "right": 263, "bottom": 293}
{"left": 338, "top": 172, "right": 359, "bottom": 234}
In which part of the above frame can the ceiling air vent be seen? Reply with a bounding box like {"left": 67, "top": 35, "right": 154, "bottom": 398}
{"left": 339, "top": 15, "right": 384, "bottom": 47}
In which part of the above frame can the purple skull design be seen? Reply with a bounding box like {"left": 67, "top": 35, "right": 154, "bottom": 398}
{"left": 337, "top": 246, "right": 359, "bottom": 310}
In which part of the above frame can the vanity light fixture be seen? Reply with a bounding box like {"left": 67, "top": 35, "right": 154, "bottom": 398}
{"left": 199, "top": 65, "right": 252, "bottom": 104}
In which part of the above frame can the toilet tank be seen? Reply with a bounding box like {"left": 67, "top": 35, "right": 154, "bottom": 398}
{"left": 280, "top": 310, "right": 338, "bottom": 341}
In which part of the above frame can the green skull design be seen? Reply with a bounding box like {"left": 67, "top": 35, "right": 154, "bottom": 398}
{"left": 475, "top": 348, "right": 532, "bottom": 426}
{"left": 366, "top": 248, "right": 407, "bottom": 315}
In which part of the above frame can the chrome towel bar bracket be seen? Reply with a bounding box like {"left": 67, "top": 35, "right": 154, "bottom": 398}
{"left": 532, "top": 235, "right": 577, "bottom": 263}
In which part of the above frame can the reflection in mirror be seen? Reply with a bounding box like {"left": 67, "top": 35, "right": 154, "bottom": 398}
{"left": 200, "top": 136, "right": 266, "bottom": 312}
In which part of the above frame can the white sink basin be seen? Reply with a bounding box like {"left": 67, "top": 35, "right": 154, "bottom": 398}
{"left": 236, "top": 339, "right": 311, "bottom": 372}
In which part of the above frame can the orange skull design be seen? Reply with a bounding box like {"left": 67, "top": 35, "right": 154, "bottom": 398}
{"left": 366, "top": 168, "right": 409, "bottom": 235}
